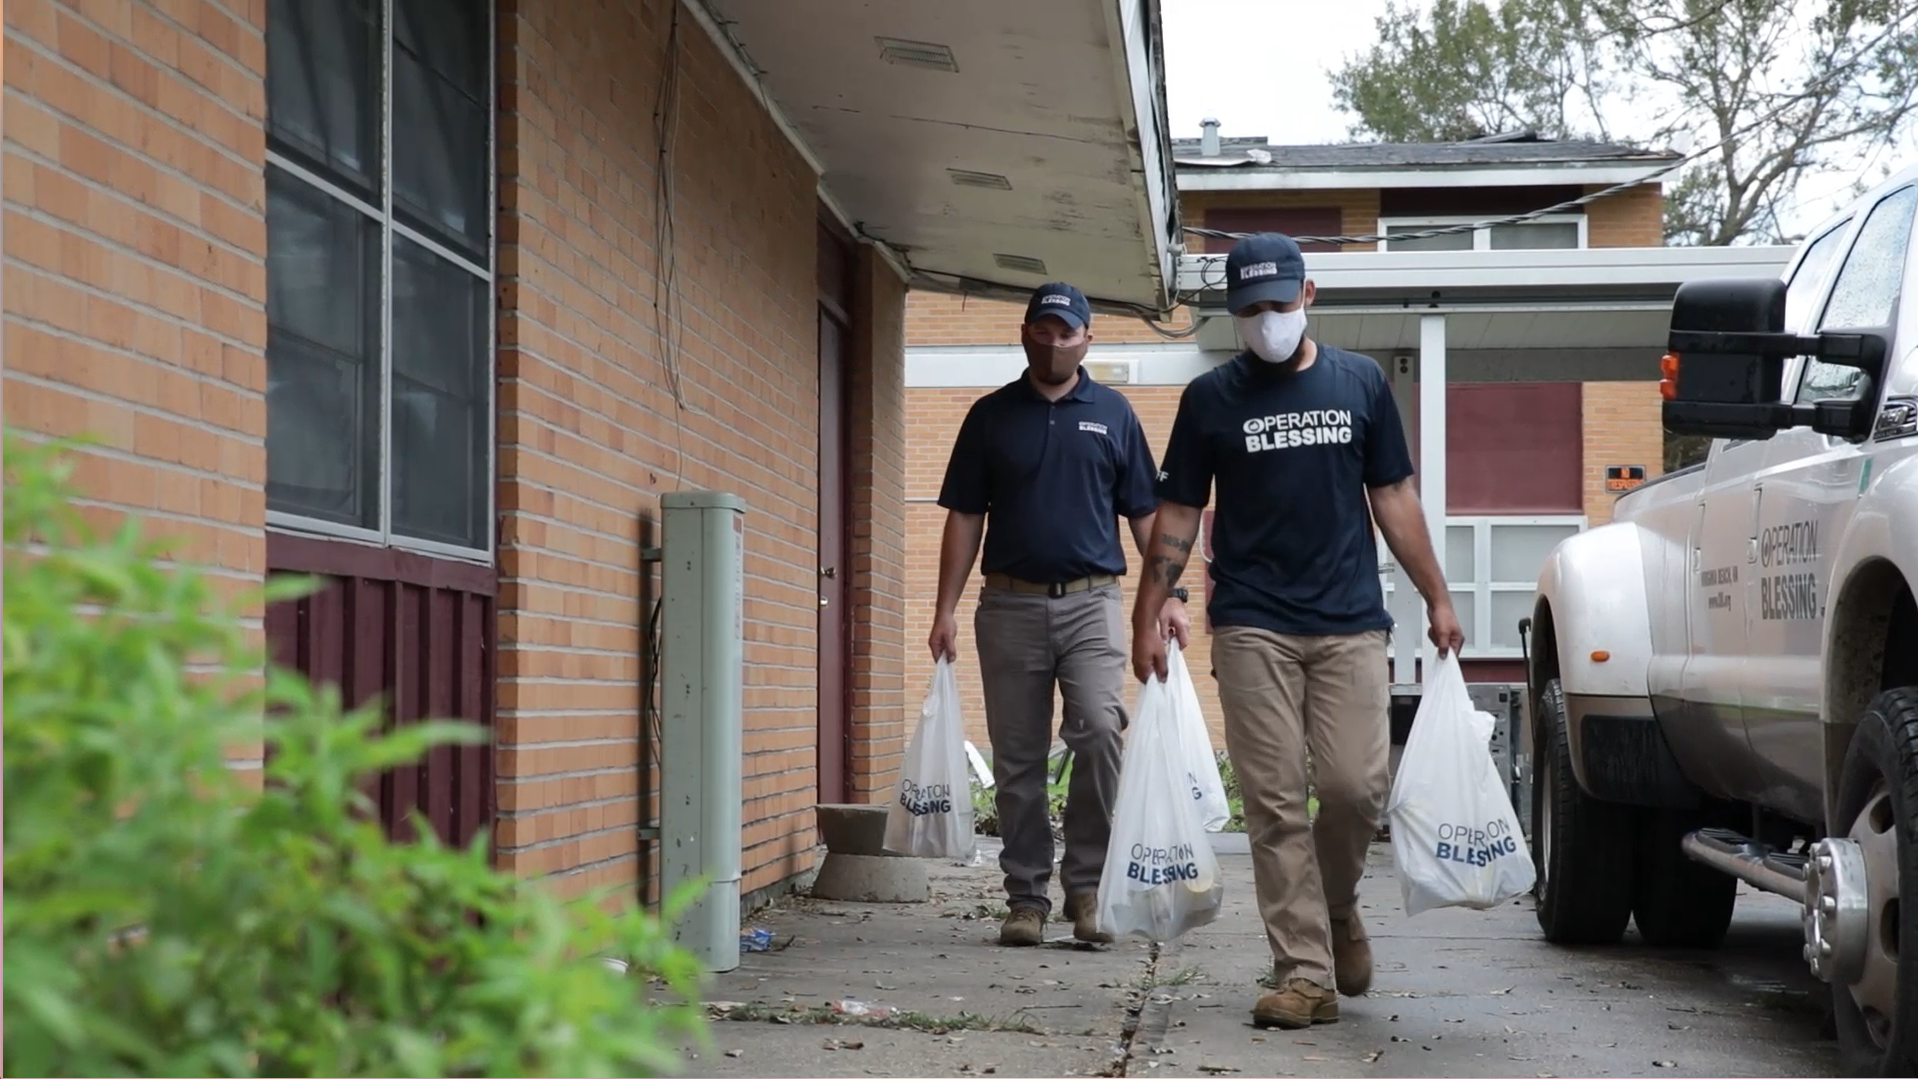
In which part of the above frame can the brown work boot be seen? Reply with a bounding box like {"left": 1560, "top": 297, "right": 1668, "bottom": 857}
{"left": 999, "top": 906, "right": 1045, "bottom": 947}
{"left": 1253, "top": 978, "right": 1340, "bottom": 1029}
{"left": 1331, "top": 915, "right": 1374, "bottom": 997}
{"left": 1063, "top": 893, "right": 1112, "bottom": 943}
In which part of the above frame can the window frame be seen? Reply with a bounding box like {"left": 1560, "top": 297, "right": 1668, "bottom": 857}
{"left": 263, "top": 0, "right": 498, "bottom": 564}
{"left": 1376, "top": 213, "right": 1589, "bottom": 253}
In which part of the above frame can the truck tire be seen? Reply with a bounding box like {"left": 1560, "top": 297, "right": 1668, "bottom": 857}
{"left": 1830, "top": 687, "right": 1918, "bottom": 1077}
{"left": 1532, "top": 677, "right": 1638, "bottom": 945}
{"left": 1630, "top": 808, "right": 1738, "bottom": 949}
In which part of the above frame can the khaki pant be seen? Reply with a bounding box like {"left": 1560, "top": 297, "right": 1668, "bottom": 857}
{"left": 1212, "top": 626, "right": 1390, "bottom": 990}
{"left": 974, "top": 583, "right": 1129, "bottom": 912}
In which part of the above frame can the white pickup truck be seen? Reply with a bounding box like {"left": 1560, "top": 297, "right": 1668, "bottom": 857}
{"left": 1526, "top": 165, "right": 1918, "bottom": 1075}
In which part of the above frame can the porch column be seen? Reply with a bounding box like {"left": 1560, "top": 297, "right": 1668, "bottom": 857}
{"left": 1389, "top": 354, "right": 1419, "bottom": 686}
{"left": 1418, "top": 313, "right": 1448, "bottom": 679}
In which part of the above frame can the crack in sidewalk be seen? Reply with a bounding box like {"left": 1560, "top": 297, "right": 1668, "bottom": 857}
{"left": 1099, "top": 941, "right": 1169, "bottom": 1077}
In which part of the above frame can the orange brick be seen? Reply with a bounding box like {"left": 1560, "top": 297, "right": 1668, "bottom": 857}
{"left": 491, "top": 0, "right": 908, "bottom": 887}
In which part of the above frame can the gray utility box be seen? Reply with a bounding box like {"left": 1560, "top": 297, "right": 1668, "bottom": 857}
{"left": 1388, "top": 682, "right": 1532, "bottom": 844}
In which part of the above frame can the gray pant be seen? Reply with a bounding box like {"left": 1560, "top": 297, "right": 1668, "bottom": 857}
{"left": 974, "top": 582, "right": 1129, "bottom": 913}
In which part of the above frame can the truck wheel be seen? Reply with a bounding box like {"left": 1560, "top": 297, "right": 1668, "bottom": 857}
{"left": 1630, "top": 808, "right": 1738, "bottom": 948}
{"left": 1829, "top": 687, "right": 1918, "bottom": 1076}
{"left": 1532, "top": 678, "right": 1638, "bottom": 945}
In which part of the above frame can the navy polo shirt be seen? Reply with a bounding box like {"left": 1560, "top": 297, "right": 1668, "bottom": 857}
{"left": 1157, "top": 346, "right": 1414, "bottom": 636}
{"left": 938, "top": 369, "right": 1159, "bottom": 584}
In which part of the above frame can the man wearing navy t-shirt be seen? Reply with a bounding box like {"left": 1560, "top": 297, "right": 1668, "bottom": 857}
{"left": 1130, "top": 234, "right": 1461, "bottom": 1030}
{"left": 932, "top": 281, "right": 1191, "bottom": 948}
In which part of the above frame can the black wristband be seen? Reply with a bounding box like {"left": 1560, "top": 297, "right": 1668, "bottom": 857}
{"left": 1168, "top": 587, "right": 1190, "bottom": 602}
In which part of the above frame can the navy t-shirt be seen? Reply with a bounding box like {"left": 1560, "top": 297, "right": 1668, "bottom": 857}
{"left": 1156, "top": 347, "right": 1414, "bottom": 636}
{"left": 938, "top": 370, "right": 1159, "bottom": 584}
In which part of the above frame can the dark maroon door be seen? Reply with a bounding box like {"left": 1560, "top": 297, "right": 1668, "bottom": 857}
{"left": 816, "top": 212, "right": 855, "bottom": 805}
{"left": 817, "top": 311, "right": 850, "bottom": 804}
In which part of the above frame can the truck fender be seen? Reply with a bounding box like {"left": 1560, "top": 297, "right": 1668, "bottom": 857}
{"left": 1533, "top": 521, "right": 1655, "bottom": 700}
{"left": 1820, "top": 452, "right": 1918, "bottom": 831}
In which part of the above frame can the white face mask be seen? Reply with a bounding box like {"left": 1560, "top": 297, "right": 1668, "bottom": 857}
{"left": 1236, "top": 308, "right": 1307, "bottom": 363}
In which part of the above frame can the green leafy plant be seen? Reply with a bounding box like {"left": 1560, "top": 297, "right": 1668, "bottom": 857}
{"left": 3, "top": 432, "right": 706, "bottom": 1077}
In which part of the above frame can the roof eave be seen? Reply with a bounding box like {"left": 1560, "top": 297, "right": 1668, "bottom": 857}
{"left": 1175, "top": 160, "right": 1680, "bottom": 192}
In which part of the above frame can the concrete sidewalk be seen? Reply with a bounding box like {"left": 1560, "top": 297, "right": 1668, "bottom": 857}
{"left": 680, "top": 836, "right": 1839, "bottom": 1078}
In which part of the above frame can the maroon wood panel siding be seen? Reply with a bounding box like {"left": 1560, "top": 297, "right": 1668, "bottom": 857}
{"left": 1438, "top": 383, "right": 1584, "bottom": 513}
{"left": 1202, "top": 207, "right": 1344, "bottom": 253}
{"left": 265, "top": 532, "right": 496, "bottom": 850}
{"left": 1380, "top": 185, "right": 1585, "bottom": 217}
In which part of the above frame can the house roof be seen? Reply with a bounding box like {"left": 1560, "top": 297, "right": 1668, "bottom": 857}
{"left": 1172, "top": 133, "right": 1680, "bottom": 170}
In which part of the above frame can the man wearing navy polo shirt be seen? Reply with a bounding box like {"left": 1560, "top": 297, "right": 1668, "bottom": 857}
{"left": 931, "top": 281, "right": 1190, "bottom": 947}
{"left": 1130, "top": 234, "right": 1462, "bottom": 1030}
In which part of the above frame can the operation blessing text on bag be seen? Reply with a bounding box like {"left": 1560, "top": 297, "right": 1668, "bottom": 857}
{"left": 883, "top": 658, "right": 976, "bottom": 862}
{"left": 1385, "top": 652, "right": 1535, "bottom": 915}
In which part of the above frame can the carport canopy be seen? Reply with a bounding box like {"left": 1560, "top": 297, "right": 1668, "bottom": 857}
{"left": 1176, "top": 244, "right": 1798, "bottom": 681}
{"left": 700, "top": 0, "right": 1179, "bottom": 312}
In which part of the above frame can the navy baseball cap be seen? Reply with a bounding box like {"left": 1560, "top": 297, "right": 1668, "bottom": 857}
{"left": 1024, "top": 281, "right": 1091, "bottom": 330}
{"left": 1225, "top": 233, "right": 1306, "bottom": 314}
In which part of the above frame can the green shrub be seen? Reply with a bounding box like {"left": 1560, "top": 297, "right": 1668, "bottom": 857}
{"left": 3, "top": 433, "right": 706, "bottom": 1077}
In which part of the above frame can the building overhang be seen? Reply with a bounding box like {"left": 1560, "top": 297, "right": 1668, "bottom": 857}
{"left": 696, "top": 0, "right": 1179, "bottom": 313}
{"left": 1175, "top": 162, "right": 1675, "bottom": 192}
{"left": 1177, "top": 245, "right": 1797, "bottom": 353}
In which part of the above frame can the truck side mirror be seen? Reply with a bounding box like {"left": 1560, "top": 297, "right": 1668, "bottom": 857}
{"left": 1661, "top": 276, "right": 1889, "bottom": 442}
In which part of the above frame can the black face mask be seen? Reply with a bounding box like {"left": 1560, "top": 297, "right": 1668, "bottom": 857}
{"left": 1022, "top": 334, "right": 1088, "bottom": 385}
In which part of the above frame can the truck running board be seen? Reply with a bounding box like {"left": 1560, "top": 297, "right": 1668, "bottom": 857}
{"left": 1680, "top": 827, "right": 1810, "bottom": 900}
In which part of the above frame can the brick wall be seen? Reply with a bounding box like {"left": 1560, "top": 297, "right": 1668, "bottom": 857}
{"left": 903, "top": 291, "right": 1197, "bottom": 348}
{"left": 1580, "top": 380, "right": 1667, "bottom": 526}
{"left": 1587, "top": 182, "right": 1665, "bottom": 247}
{"left": 3, "top": 0, "right": 270, "bottom": 771}
{"left": 904, "top": 383, "right": 1229, "bottom": 751}
{"left": 495, "top": 0, "right": 849, "bottom": 899}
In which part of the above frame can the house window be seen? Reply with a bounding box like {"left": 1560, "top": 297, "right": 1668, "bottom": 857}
{"left": 264, "top": 0, "right": 495, "bottom": 557}
{"left": 1379, "top": 215, "right": 1587, "bottom": 253}
{"left": 1379, "top": 515, "right": 1587, "bottom": 658}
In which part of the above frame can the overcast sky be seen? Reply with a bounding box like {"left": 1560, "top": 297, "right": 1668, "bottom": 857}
{"left": 1158, "top": 0, "right": 1914, "bottom": 238}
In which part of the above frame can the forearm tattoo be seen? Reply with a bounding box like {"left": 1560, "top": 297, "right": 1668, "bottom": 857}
{"left": 1147, "top": 553, "right": 1186, "bottom": 587}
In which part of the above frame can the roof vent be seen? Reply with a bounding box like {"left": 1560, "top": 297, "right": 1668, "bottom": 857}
{"left": 993, "top": 253, "right": 1048, "bottom": 276}
{"left": 948, "top": 168, "right": 1012, "bottom": 191}
{"left": 1201, "top": 117, "right": 1221, "bottom": 157}
{"left": 1466, "top": 129, "right": 1546, "bottom": 144}
{"left": 876, "top": 37, "right": 959, "bottom": 73}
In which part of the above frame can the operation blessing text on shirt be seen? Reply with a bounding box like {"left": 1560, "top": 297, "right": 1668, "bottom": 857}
{"left": 1241, "top": 409, "right": 1355, "bottom": 452}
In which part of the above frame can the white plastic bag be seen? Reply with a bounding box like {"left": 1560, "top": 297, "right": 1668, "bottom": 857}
{"left": 1386, "top": 652, "right": 1536, "bottom": 916}
{"left": 1166, "top": 641, "right": 1231, "bottom": 833}
{"left": 883, "top": 658, "right": 977, "bottom": 861}
{"left": 1095, "top": 675, "right": 1225, "bottom": 941}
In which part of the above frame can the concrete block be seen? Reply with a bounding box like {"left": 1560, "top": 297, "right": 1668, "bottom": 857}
{"left": 809, "top": 852, "right": 930, "bottom": 904}
{"left": 815, "top": 803, "right": 891, "bottom": 856}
